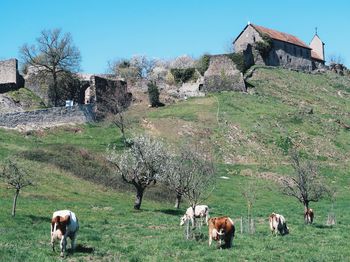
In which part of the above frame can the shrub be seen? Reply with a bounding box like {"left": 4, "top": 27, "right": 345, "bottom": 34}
{"left": 170, "top": 68, "right": 196, "bottom": 84}
{"left": 196, "top": 54, "right": 211, "bottom": 76}
{"left": 255, "top": 34, "right": 272, "bottom": 57}
{"left": 275, "top": 136, "right": 293, "bottom": 155}
{"left": 227, "top": 53, "right": 247, "bottom": 73}
{"left": 147, "top": 82, "right": 160, "bottom": 107}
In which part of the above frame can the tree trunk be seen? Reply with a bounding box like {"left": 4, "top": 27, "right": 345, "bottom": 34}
{"left": 134, "top": 187, "right": 144, "bottom": 210}
{"left": 174, "top": 193, "right": 182, "bottom": 209}
{"left": 53, "top": 71, "right": 58, "bottom": 106}
{"left": 12, "top": 189, "right": 20, "bottom": 217}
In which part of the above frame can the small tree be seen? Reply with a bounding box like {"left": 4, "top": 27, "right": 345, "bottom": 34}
{"left": 0, "top": 160, "right": 33, "bottom": 216}
{"left": 280, "top": 150, "right": 330, "bottom": 219}
{"left": 147, "top": 82, "right": 160, "bottom": 107}
{"left": 242, "top": 181, "right": 257, "bottom": 234}
{"left": 20, "top": 28, "right": 81, "bottom": 106}
{"left": 107, "top": 135, "right": 169, "bottom": 210}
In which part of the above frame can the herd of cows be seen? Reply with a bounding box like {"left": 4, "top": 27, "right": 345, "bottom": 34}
{"left": 50, "top": 206, "right": 315, "bottom": 257}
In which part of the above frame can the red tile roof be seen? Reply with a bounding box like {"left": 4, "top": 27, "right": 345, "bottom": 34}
{"left": 311, "top": 50, "right": 323, "bottom": 61}
{"left": 251, "top": 24, "right": 311, "bottom": 49}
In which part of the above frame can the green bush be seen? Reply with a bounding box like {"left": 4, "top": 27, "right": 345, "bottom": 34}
{"left": 147, "top": 82, "right": 160, "bottom": 107}
{"left": 170, "top": 68, "right": 196, "bottom": 84}
{"left": 227, "top": 53, "right": 247, "bottom": 73}
{"left": 275, "top": 135, "right": 293, "bottom": 155}
{"left": 196, "top": 54, "right": 211, "bottom": 76}
{"left": 255, "top": 34, "right": 272, "bottom": 57}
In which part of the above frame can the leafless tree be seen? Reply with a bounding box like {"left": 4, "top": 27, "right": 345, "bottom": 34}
{"left": 242, "top": 181, "right": 258, "bottom": 234}
{"left": 328, "top": 54, "right": 345, "bottom": 65}
{"left": 107, "top": 135, "right": 169, "bottom": 210}
{"left": 20, "top": 28, "right": 81, "bottom": 106}
{"left": 130, "top": 55, "right": 157, "bottom": 79}
{"left": 164, "top": 145, "right": 215, "bottom": 210}
{"left": 1, "top": 160, "right": 33, "bottom": 217}
{"left": 280, "top": 150, "right": 330, "bottom": 217}
{"left": 170, "top": 55, "right": 195, "bottom": 69}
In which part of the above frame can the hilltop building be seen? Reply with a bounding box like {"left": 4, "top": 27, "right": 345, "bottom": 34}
{"left": 0, "top": 59, "right": 24, "bottom": 93}
{"left": 233, "top": 23, "right": 325, "bottom": 71}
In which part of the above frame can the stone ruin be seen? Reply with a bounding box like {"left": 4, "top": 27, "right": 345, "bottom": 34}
{"left": 203, "top": 55, "right": 246, "bottom": 92}
{"left": 0, "top": 59, "right": 24, "bottom": 93}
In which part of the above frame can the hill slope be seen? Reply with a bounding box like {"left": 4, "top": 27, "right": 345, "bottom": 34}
{"left": 0, "top": 67, "right": 349, "bottom": 261}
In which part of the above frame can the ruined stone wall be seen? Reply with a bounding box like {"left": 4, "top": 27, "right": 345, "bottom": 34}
{"left": 265, "top": 40, "right": 313, "bottom": 71}
{"left": 0, "top": 104, "right": 94, "bottom": 130}
{"left": 203, "top": 55, "right": 246, "bottom": 92}
{"left": 0, "top": 59, "right": 23, "bottom": 93}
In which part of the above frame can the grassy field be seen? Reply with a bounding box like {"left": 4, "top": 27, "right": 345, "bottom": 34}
{"left": 0, "top": 67, "right": 350, "bottom": 261}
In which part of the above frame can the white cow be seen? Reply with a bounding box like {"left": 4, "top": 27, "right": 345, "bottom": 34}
{"left": 269, "top": 212, "right": 289, "bottom": 236}
{"left": 51, "top": 210, "right": 79, "bottom": 257}
{"left": 180, "top": 205, "right": 209, "bottom": 227}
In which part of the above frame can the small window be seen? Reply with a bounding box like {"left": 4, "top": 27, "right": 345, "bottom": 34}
{"left": 253, "top": 36, "right": 256, "bottom": 42}
{"left": 279, "top": 55, "right": 282, "bottom": 60}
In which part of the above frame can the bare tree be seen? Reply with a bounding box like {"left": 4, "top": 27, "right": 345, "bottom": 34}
{"left": 20, "top": 28, "right": 81, "bottom": 106}
{"left": 107, "top": 135, "right": 169, "bottom": 210}
{"left": 166, "top": 145, "right": 215, "bottom": 214}
{"left": 328, "top": 54, "right": 345, "bottom": 65}
{"left": 130, "top": 55, "right": 156, "bottom": 79}
{"left": 242, "top": 181, "right": 257, "bottom": 234}
{"left": 280, "top": 150, "right": 330, "bottom": 218}
{"left": 170, "top": 55, "right": 195, "bottom": 69}
{"left": 1, "top": 160, "right": 33, "bottom": 216}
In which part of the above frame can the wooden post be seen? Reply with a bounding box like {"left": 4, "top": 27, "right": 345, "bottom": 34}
{"left": 240, "top": 216, "right": 243, "bottom": 234}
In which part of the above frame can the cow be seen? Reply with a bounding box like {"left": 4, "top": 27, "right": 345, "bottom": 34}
{"left": 269, "top": 212, "right": 289, "bottom": 236}
{"left": 208, "top": 216, "right": 235, "bottom": 248}
{"left": 304, "top": 208, "right": 314, "bottom": 224}
{"left": 51, "top": 210, "right": 79, "bottom": 257}
{"left": 180, "top": 205, "right": 209, "bottom": 227}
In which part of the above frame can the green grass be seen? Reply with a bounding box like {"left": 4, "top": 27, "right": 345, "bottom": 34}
{"left": 1, "top": 67, "right": 350, "bottom": 261}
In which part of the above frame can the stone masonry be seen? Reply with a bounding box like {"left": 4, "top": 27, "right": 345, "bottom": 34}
{"left": 0, "top": 104, "right": 94, "bottom": 130}
{"left": 0, "top": 59, "right": 24, "bottom": 93}
{"left": 203, "top": 55, "right": 246, "bottom": 92}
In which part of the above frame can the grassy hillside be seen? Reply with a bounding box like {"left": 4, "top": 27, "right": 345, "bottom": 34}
{"left": 0, "top": 67, "right": 350, "bottom": 261}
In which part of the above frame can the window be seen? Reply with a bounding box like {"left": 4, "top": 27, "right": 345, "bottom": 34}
{"left": 253, "top": 36, "right": 256, "bottom": 42}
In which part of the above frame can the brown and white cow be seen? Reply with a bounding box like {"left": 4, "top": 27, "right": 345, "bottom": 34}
{"left": 269, "top": 212, "right": 289, "bottom": 236}
{"left": 304, "top": 208, "right": 314, "bottom": 224}
{"left": 208, "top": 216, "right": 235, "bottom": 248}
{"left": 51, "top": 210, "right": 79, "bottom": 257}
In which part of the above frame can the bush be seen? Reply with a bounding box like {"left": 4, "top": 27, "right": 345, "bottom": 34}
{"left": 255, "top": 34, "right": 272, "bottom": 57}
{"left": 147, "top": 82, "right": 160, "bottom": 107}
{"left": 196, "top": 54, "right": 211, "bottom": 76}
{"left": 170, "top": 68, "right": 196, "bottom": 84}
{"left": 275, "top": 135, "right": 293, "bottom": 155}
{"left": 227, "top": 53, "right": 247, "bottom": 73}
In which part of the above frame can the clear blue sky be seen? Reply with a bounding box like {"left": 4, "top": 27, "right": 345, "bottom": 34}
{"left": 1, "top": 0, "right": 349, "bottom": 73}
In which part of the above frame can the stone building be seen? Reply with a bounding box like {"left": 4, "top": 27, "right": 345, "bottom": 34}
{"left": 0, "top": 59, "right": 24, "bottom": 93}
{"left": 233, "top": 23, "right": 325, "bottom": 71}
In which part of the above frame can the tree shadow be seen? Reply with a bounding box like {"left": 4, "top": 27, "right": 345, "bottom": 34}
{"left": 28, "top": 215, "right": 49, "bottom": 223}
{"left": 155, "top": 209, "right": 183, "bottom": 216}
{"left": 314, "top": 224, "right": 334, "bottom": 229}
{"left": 68, "top": 244, "right": 94, "bottom": 254}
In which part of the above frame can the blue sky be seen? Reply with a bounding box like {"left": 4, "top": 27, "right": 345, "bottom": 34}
{"left": 1, "top": 0, "right": 349, "bottom": 73}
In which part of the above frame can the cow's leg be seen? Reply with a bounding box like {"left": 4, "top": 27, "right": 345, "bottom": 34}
{"left": 60, "top": 236, "right": 67, "bottom": 257}
{"left": 71, "top": 234, "right": 77, "bottom": 251}
{"left": 51, "top": 233, "right": 55, "bottom": 252}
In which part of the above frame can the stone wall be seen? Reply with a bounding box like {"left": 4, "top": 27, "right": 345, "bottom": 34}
{"left": 0, "top": 104, "right": 94, "bottom": 130}
{"left": 0, "top": 59, "right": 24, "bottom": 93}
{"left": 203, "top": 55, "right": 246, "bottom": 92}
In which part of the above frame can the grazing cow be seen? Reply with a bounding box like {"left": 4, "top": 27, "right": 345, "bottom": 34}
{"left": 180, "top": 205, "right": 209, "bottom": 227}
{"left": 304, "top": 208, "right": 314, "bottom": 224}
{"left": 269, "top": 212, "right": 289, "bottom": 236}
{"left": 208, "top": 216, "right": 235, "bottom": 248}
{"left": 51, "top": 210, "right": 79, "bottom": 257}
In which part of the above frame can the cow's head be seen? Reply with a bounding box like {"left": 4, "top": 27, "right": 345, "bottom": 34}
{"left": 180, "top": 215, "right": 187, "bottom": 226}
{"left": 51, "top": 215, "right": 70, "bottom": 235}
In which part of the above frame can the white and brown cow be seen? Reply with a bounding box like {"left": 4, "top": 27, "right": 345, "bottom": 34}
{"left": 51, "top": 210, "right": 79, "bottom": 257}
{"left": 304, "top": 208, "right": 314, "bottom": 224}
{"left": 208, "top": 216, "right": 235, "bottom": 248}
{"left": 180, "top": 205, "right": 209, "bottom": 227}
{"left": 269, "top": 212, "right": 289, "bottom": 236}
